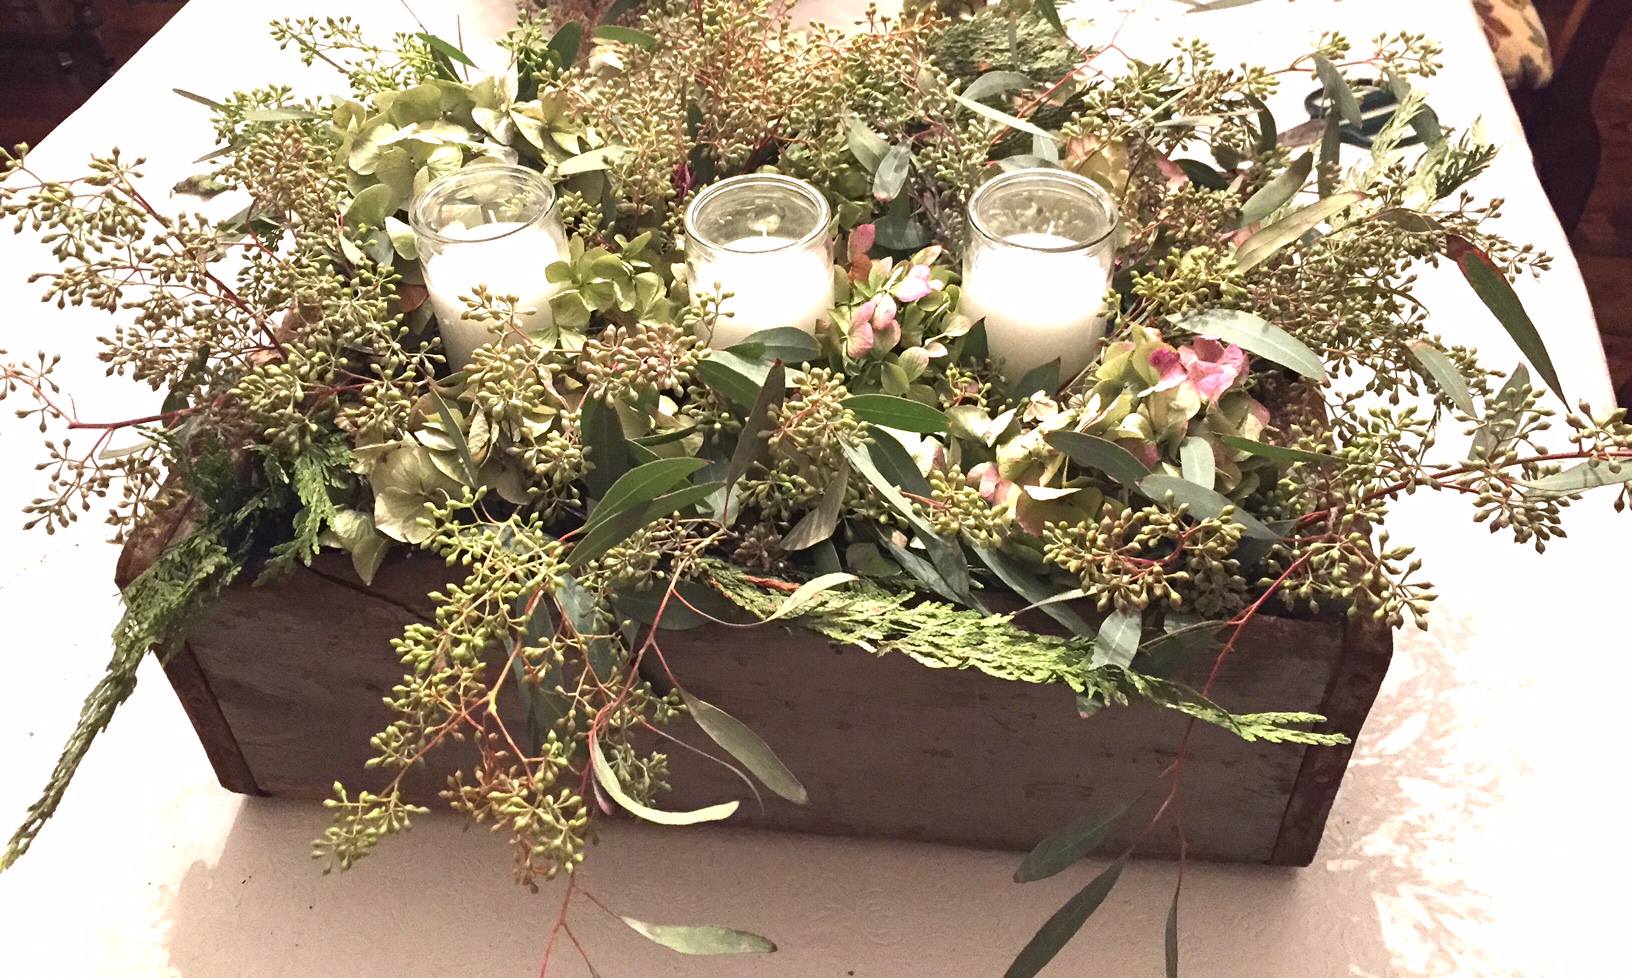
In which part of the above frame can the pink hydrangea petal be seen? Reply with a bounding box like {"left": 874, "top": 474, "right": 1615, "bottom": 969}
{"left": 873, "top": 316, "right": 901, "bottom": 351}
{"left": 846, "top": 319, "right": 875, "bottom": 358}
{"left": 1218, "top": 343, "right": 1247, "bottom": 373}
{"left": 1147, "top": 347, "right": 1188, "bottom": 392}
{"left": 871, "top": 294, "right": 899, "bottom": 330}
{"left": 1190, "top": 361, "right": 1238, "bottom": 402}
{"left": 848, "top": 224, "right": 876, "bottom": 263}
{"left": 852, "top": 299, "right": 877, "bottom": 328}
{"left": 1190, "top": 336, "right": 1227, "bottom": 362}
{"left": 891, "top": 265, "right": 936, "bottom": 302}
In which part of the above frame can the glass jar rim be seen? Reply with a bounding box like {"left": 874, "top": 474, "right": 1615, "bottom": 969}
{"left": 409, "top": 163, "right": 558, "bottom": 246}
{"left": 684, "top": 173, "right": 833, "bottom": 255}
{"left": 967, "top": 168, "right": 1119, "bottom": 253}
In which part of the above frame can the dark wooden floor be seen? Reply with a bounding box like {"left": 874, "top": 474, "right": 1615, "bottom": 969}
{"left": 3, "top": 2, "right": 1630, "bottom": 404}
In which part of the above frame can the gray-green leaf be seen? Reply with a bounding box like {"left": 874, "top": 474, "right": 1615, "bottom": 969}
{"left": 680, "top": 689, "right": 808, "bottom": 804}
{"left": 1166, "top": 308, "right": 1325, "bottom": 380}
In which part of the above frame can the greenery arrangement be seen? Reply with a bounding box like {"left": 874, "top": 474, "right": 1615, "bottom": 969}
{"left": 3, "top": 0, "right": 1630, "bottom": 973}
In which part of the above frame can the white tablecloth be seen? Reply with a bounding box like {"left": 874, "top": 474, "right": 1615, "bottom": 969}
{"left": 0, "top": 2, "right": 1622, "bottom": 976}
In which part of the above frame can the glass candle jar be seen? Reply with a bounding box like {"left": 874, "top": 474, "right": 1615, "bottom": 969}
{"left": 685, "top": 173, "right": 837, "bottom": 349}
{"left": 961, "top": 168, "right": 1119, "bottom": 382}
{"left": 410, "top": 164, "right": 568, "bottom": 368}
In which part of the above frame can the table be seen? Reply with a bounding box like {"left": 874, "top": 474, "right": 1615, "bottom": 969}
{"left": 0, "top": 2, "right": 1623, "bottom": 976}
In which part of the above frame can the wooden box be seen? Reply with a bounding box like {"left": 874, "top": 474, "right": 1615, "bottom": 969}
{"left": 144, "top": 549, "right": 1390, "bottom": 866}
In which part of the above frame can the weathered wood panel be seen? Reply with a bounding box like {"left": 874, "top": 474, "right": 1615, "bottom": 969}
{"left": 166, "top": 550, "right": 1390, "bottom": 866}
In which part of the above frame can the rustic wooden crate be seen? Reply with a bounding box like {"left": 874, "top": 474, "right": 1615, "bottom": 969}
{"left": 141, "top": 547, "right": 1390, "bottom": 866}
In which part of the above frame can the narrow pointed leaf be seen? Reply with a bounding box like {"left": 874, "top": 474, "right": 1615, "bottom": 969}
{"left": 1234, "top": 191, "right": 1365, "bottom": 273}
{"left": 729, "top": 327, "right": 823, "bottom": 364}
{"left": 1406, "top": 339, "right": 1479, "bottom": 418}
{"left": 760, "top": 572, "right": 858, "bottom": 622}
{"left": 1317, "top": 111, "right": 1341, "bottom": 198}
{"left": 594, "top": 25, "right": 659, "bottom": 49}
{"left": 1014, "top": 804, "right": 1130, "bottom": 882}
{"left": 1238, "top": 151, "right": 1311, "bottom": 227}
{"left": 725, "top": 361, "right": 787, "bottom": 492}
{"left": 1179, "top": 436, "right": 1216, "bottom": 490}
{"left": 581, "top": 396, "right": 628, "bottom": 498}
{"left": 1004, "top": 855, "right": 1129, "bottom": 978}
{"left": 620, "top": 917, "right": 776, "bottom": 955}
{"left": 680, "top": 689, "right": 808, "bottom": 804}
{"left": 1166, "top": 308, "right": 1325, "bottom": 380}
{"left": 842, "top": 394, "right": 949, "bottom": 434}
{"left": 1173, "top": 158, "right": 1228, "bottom": 190}
{"left": 1046, "top": 431, "right": 1151, "bottom": 486}
{"left": 696, "top": 352, "right": 772, "bottom": 407}
{"left": 591, "top": 738, "right": 738, "bottom": 825}
{"left": 1522, "top": 458, "right": 1632, "bottom": 494}
{"left": 1034, "top": 0, "right": 1067, "bottom": 36}
{"left": 1166, "top": 890, "right": 1181, "bottom": 978}
{"left": 1137, "top": 474, "right": 1279, "bottom": 542}
{"left": 172, "top": 88, "right": 225, "bottom": 109}
{"left": 547, "top": 22, "right": 583, "bottom": 70}
{"left": 1314, "top": 54, "right": 1363, "bottom": 126}
{"left": 1220, "top": 435, "right": 1349, "bottom": 467}
{"left": 1009, "top": 358, "right": 1061, "bottom": 402}
{"left": 1447, "top": 236, "right": 1564, "bottom": 403}
{"left": 427, "top": 387, "right": 479, "bottom": 485}
{"left": 846, "top": 120, "right": 889, "bottom": 172}
{"left": 950, "top": 92, "right": 1055, "bottom": 140}
{"left": 781, "top": 464, "right": 849, "bottom": 551}
{"left": 860, "top": 425, "right": 932, "bottom": 496}
{"left": 974, "top": 547, "right": 1093, "bottom": 638}
{"left": 415, "top": 32, "right": 475, "bottom": 66}
{"left": 582, "top": 457, "right": 708, "bottom": 534}
{"left": 872, "top": 144, "right": 912, "bottom": 201}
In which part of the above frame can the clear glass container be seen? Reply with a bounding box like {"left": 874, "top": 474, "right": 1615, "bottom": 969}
{"left": 685, "top": 173, "right": 837, "bottom": 349}
{"left": 961, "top": 168, "right": 1120, "bottom": 382}
{"left": 410, "top": 164, "right": 568, "bottom": 367}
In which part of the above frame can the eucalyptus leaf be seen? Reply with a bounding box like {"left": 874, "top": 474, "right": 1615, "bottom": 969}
{"left": 591, "top": 737, "right": 738, "bottom": 825}
{"left": 559, "top": 146, "right": 623, "bottom": 176}
{"left": 949, "top": 92, "right": 1055, "bottom": 141}
{"left": 1093, "top": 608, "right": 1141, "bottom": 668}
{"left": 846, "top": 120, "right": 889, "bottom": 172}
{"left": 841, "top": 394, "right": 949, "bottom": 434}
{"left": 1173, "top": 158, "right": 1229, "bottom": 190}
{"left": 1166, "top": 308, "right": 1325, "bottom": 380}
{"left": 1014, "top": 804, "right": 1130, "bottom": 883}
{"left": 243, "top": 107, "right": 320, "bottom": 122}
{"left": 415, "top": 32, "right": 475, "bottom": 67}
{"left": 1235, "top": 191, "right": 1365, "bottom": 273}
{"left": 728, "top": 326, "right": 822, "bottom": 364}
{"left": 964, "top": 70, "right": 1035, "bottom": 102}
{"left": 760, "top": 572, "right": 858, "bottom": 621}
{"left": 1447, "top": 236, "right": 1564, "bottom": 403}
{"left": 426, "top": 387, "right": 479, "bottom": 486}
{"left": 1035, "top": 0, "right": 1068, "bottom": 35}
{"left": 581, "top": 457, "right": 708, "bottom": 535}
{"left": 1046, "top": 431, "right": 1151, "bottom": 486}
{"left": 696, "top": 352, "right": 772, "bottom": 408}
{"left": 724, "top": 362, "right": 786, "bottom": 495}
{"left": 172, "top": 88, "right": 225, "bottom": 110}
{"left": 1523, "top": 458, "right": 1632, "bottom": 495}
{"left": 872, "top": 144, "right": 912, "bottom": 201}
{"left": 1137, "top": 474, "right": 1280, "bottom": 544}
{"left": 680, "top": 689, "right": 808, "bottom": 804}
{"left": 1179, "top": 436, "right": 1216, "bottom": 490}
{"left": 1238, "top": 151, "right": 1311, "bottom": 228}
{"left": 860, "top": 425, "right": 932, "bottom": 497}
{"left": 547, "top": 22, "right": 584, "bottom": 71}
{"left": 1008, "top": 358, "right": 1060, "bottom": 402}
{"left": 1314, "top": 54, "right": 1364, "bottom": 126}
{"left": 1219, "top": 435, "right": 1349, "bottom": 467}
{"left": 1406, "top": 340, "right": 1479, "bottom": 418}
{"left": 1004, "top": 854, "right": 1129, "bottom": 978}
{"left": 974, "top": 547, "right": 1093, "bottom": 638}
{"left": 619, "top": 917, "right": 776, "bottom": 955}
{"left": 594, "top": 25, "right": 660, "bottom": 50}
{"left": 1166, "top": 890, "right": 1181, "bottom": 978}
{"left": 781, "top": 463, "right": 849, "bottom": 551}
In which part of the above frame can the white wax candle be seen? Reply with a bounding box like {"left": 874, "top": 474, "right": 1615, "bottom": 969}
{"left": 961, "top": 231, "right": 1112, "bottom": 381}
{"left": 421, "top": 220, "right": 562, "bottom": 368}
{"left": 690, "top": 235, "right": 834, "bottom": 349}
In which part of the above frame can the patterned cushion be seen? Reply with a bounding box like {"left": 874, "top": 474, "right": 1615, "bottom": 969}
{"left": 1474, "top": 0, "right": 1554, "bottom": 89}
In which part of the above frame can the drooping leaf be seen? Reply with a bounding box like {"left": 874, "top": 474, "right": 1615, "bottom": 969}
{"left": 1173, "top": 158, "right": 1229, "bottom": 190}
{"left": 172, "top": 88, "right": 225, "bottom": 109}
{"left": 427, "top": 387, "right": 479, "bottom": 485}
{"left": 1446, "top": 236, "right": 1564, "bottom": 403}
{"left": 1014, "top": 805, "right": 1130, "bottom": 883}
{"left": 1523, "top": 458, "right": 1632, "bottom": 495}
{"left": 696, "top": 352, "right": 772, "bottom": 408}
{"left": 582, "top": 457, "right": 708, "bottom": 534}
{"left": 1166, "top": 889, "right": 1181, "bottom": 978}
{"left": 1471, "top": 364, "right": 1530, "bottom": 459}
{"left": 1313, "top": 54, "right": 1364, "bottom": 126}
{"left": 590, "top": 737, "right": 738, "bottom": 825}
{"left": 725, "top": 362, "right": 787, "bottom": 493}
{"left": 1046, "top": 431, "right": 1152, "bottom": 487}
{"left": 974, "top": 547, "right": 1093, "bottom": 638}
{"left": 559, "top": 146, "right": 623, "bottom": 176}
{"left": 415, "top": 32, "right": 475, "bottom": 66}
{"left": 1166, "top": 308, "right": 1325, "bottom": 380}
{"left": 965, "top": 70, "right": 1035, "bottom": 102}
{"left": 1317, "top": 111, "right": 1341, "bottom": 198}
{"left": 1238, "top": 151, "right": 1311, "bottom": 227}
{"left": 680, "top": 689, "right": 808, "bottom": 804}
{"left": 580, "top": 397, "right": 628, "bottom": 499}
{"left": 860, "top": 425, "right": 932, "bottom": 496}
{"left": 1093, "top": 608, "right": 1141, "bottom": 668}
{"left": 760, "top": 572, "right": 858, "bottom": 622}
{"left": 619, "top": 917, "right": 776, "bottom": 955}
{"left": 1137, "top": 474, "right": 1280, "bottom": 544}
{"left": 872, "top": 144, "right": 912, "bottom": 201}
{"left": 843, "top": 435, "right": 971, "bottom": 599}
{"left": 1234, "top": 191, "right": 1366, "bottom": 273}
{"left": 1178, "top": 436, "right": 1216, "bottom": 490}
{"left": 842, "top": 394, "right": 949, "bottom": 434}
{"left": 1034, "top": 0, "right": 1068, "bottom": 36}
{"left": 1004, "top": 855, "right": 1129, "bottom": 978}
{"left": 846, "top": 119, "right": 889, "bottom": 172}
{"left": 594, "top": 25, "right": 659, "bottom": 49}
{"left": 1406, "top": 340, "right": 1479, "bottom": 418}
{"left": 949, "top": 92, "right": 1055, "bottom": 140}
{"left": 1219, "top": 435, "right": 1349, "bottom": 467}
{"left": 781, "top": 463, "right": 849, "bottom": 551}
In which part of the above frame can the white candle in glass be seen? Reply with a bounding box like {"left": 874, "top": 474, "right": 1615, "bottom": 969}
{"left": 961, "top": 170, "right": 1119, "bottom": 382}
{"left": 411, "top": 165, "right": 568, "bottom": 368}
{"left": 685, "top": 174, "right": 836, "bottom": 350}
